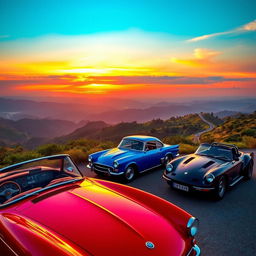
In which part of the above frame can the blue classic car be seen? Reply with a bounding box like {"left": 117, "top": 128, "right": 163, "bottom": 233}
{"left": 87, "top": 135, "right": 179, "bottom": 182}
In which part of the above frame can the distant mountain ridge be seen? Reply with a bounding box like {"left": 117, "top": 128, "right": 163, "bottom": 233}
{"left": 54, "top": 114, "right": 208, "bottom": 144}
{"left": 0, "top": 118, "right": 81, "bottom": 146}
{"left": 0, "top": 97, "right": 255, "bottom": 123}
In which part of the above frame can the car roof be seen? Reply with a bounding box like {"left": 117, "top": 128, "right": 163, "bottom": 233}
{"left": 123, "top": 135, "right": 161, "bottom": 142}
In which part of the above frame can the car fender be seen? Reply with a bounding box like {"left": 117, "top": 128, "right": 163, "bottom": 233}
{"left": 124, "top": 161, "right": 138, "bottom": 172}
{"left": 242, "top": 153, "right": 254, "bottom": 168}
{"left": 0, "top": 213, "right": 90, "bottom": 256}
{"left": 90, "top": 178, "right": 192, "bottom": 239}
{"left": 204, "top": 163, "right": 234, "bottom": 185}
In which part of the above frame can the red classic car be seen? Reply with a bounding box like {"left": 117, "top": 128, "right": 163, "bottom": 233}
{"left": 0, "top": 154, "right": 200, "bottom": 256}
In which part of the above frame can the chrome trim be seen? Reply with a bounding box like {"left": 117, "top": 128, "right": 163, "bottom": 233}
{"left": 109, "top": 171, "right": 124, "bottom": 176}
{"left": 93, "top": 162, "right": 113, "bottom": 169}
{"left": 187, "top": 244, "right": 201, "bottom": 256}
{"left": 229, "top": 176, "right": 244, "bottom": 187}
{"left": 140, "top": 164, "right": 162, "bottom": 173}
{"left": 192, "top": 186, "right": 215, "bottom": 191}
{"left": 162, "top": 174, "right": 172, "bottom": 181}
{"left": 0, "top": 178, "right": 83, "bottom": 209}
{"left": 93, "top": 163, "right": 124, "bottom": 176}
{"left": 0, "top": 236, "right": 19, "bottom": 256}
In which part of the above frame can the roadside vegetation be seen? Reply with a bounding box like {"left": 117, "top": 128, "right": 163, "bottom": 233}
{"left": 201, "top": 112, "right": 223, "bottom": 126}
{"left": 201, "top": 112, "right": 256, "bottom": 148}
{"left": 0, "top": 112, "right": 255, "bottom": 168}
{"left": 0, "top": 137, "right": 197, "bottom": 168}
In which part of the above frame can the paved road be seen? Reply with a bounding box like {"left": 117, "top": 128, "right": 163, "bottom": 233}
{"left": 194, "top": 113, "right": 216, "bottom": 143}
{"left": 80, "top": 149, "right": 256, "bottom": 256}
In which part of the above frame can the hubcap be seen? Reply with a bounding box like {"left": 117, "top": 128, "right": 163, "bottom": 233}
{"left": 125, "top": 168, "right": 134, "bottom": 180}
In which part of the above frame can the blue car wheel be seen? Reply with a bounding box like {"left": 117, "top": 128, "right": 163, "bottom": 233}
{"left": 124, "top": 166, "right": 136, "bottom": 182}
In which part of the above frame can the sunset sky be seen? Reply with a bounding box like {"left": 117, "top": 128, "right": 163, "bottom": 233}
{"left": 0, "top": 0, "right": 255, "bottom": 100}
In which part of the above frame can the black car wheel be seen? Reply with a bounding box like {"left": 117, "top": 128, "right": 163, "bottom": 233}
{"left": 214, "top": 176, "right": 226, "bottom": 200}
{"left": 244, "top": 160, "right": 254, "bottom": 180}
{"left": 124, "top": 166, "right": 136, "bottom": 182}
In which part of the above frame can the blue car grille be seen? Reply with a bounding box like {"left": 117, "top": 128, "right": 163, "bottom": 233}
{"left": 93, "top": 163, "right": 113, "bottom": 173}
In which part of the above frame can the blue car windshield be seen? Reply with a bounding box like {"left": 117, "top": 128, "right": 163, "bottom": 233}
{"left": 195, "top": 145, "right": 233, "bottom": 161}
{"left": 118, "top": 139, "right": 144, "bottom": 151}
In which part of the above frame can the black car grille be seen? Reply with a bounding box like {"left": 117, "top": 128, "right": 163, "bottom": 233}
{"left": 93, "top": 163, "right": 113, "bottom": 173}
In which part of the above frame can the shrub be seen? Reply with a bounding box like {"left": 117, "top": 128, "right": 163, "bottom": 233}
{"left": 36, "top": 144, "right": 65, "bottom": 156}
{"left": 242, "top": 136, "right": 256, "bottom": 149}
{"left": 2, "top": 151, "right": 42, "bottom": 166}
{"left": 179, "top": 144, "right": 197, "bottom": 154}
{"left": 64, "top": 148, "right": 86, "bottom": 164}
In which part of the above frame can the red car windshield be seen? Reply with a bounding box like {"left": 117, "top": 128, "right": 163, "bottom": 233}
{"left": 0, "top": 155, "right": 83, "bottom": 207}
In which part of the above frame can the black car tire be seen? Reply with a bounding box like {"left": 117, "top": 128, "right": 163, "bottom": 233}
{"left": 213, "top": 176, "right": 227, "bottom": 200}
{"left": 123, "top": 166, "right": 136, "bottom": 182}
{"left": 244, "top": 160, "right": 254, "bottom": 180}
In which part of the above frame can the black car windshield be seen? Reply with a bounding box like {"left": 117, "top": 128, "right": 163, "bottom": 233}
{"left": 118, "top": 139, "right": 144, "bottom": 151}
{"left": 0, "top": 155, "right": 83, "bottom": 207}
{"left": 195, "top": 144, "right": 233, "bottom": 161}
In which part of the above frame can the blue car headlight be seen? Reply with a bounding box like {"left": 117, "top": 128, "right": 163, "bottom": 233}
{"left": 113, "top": 161, "right": 119, "bottom": 169}
{"left": 187, "top": 217, "right": 199, "bottom": 237}
{"left": 205, "top": 173, "right": 215, "bottom": 183}
{"left": 166, "top": 163, "right": 173, "bottom": 173}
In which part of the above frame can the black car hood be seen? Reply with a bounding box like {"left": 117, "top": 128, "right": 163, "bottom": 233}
{"left": 167, "top": 154, "right": 227, "bottom": 185}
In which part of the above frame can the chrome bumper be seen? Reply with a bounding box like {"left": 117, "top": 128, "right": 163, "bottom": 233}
{"left": 163, "top": 175, "right": 214, "bottom": 192}
{"left": 88, "top": 164, "right": 124, "bottom": 176}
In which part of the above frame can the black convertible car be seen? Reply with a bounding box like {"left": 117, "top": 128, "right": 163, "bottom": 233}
{"left": 163, "top": 143, "right": 254, "bottom": 199}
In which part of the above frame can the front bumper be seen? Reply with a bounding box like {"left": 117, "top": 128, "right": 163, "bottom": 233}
{"left": 163, "top": 174, "right": 215, "bottom": 192}
{"left": 88, "top": 163, "right": 124, "bottom": 176}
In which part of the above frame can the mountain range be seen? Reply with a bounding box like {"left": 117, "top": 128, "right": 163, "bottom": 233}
{"left": 0, "top": 97, "right": 255, "bottom": 123}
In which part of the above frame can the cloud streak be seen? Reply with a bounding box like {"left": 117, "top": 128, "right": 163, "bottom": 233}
{"left": 188, "top": 20, "right": 256, "bottom": 42}
{"left": 0, "top": 74, "right": 254, "bottom": 89}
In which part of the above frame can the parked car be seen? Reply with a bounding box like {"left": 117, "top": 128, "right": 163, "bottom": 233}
{"left": 87, "top": 135, "right": 179, "bottom": 182}
{"left": 163, "top": 142, "right": 254, "bottom": 199}
{"left": 0, "top": 154, "right": 200, "bottom": 256}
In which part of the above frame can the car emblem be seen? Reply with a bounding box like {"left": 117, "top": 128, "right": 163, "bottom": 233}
{"left": 184, "top": 171, "right": 188, "bottom": 175}
{"left": 145, "top": 241, "right": 155, "bottom": 249}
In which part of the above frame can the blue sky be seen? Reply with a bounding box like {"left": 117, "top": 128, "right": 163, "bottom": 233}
{"left": 1, "top": 0, "right": 256, "bottom": 39}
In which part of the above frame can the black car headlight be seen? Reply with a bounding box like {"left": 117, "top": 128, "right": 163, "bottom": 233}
{"left": 166, "top": 163, "right": 173, "bottom": 173}
{"left": 113, "top": 161, "right": 119, "bottom": 169}
{"left": 187, "top": 217, "right": 199, "bottom": 237}
{"left": 205, "top": 173, "right": 215, "bottom": 183}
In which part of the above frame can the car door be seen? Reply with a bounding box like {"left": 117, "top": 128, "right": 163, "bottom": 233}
{"left": 227, "top": 150, "right": 243, "bottom": 182}
{"left": 144, "top": 141, "right": 163, "bottom": 168}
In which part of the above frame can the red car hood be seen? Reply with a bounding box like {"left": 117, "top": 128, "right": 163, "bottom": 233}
{"left": 14, "top": 179, "right": 187, "bottom": 256}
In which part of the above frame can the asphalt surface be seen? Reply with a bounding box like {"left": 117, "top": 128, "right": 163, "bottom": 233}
{"left": 80, "top": 149, "right": 256, "bottom": 256}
